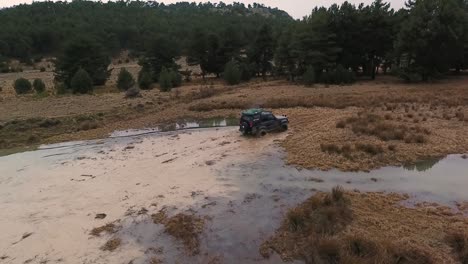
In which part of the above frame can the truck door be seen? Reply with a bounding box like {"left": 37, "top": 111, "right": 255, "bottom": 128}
{"left": 261, "top": 112, "right": 276, "bottom": 131}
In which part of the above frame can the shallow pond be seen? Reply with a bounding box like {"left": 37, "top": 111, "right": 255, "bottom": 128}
{"left": 0, "top": 126, "right": 466, "bottom": 263}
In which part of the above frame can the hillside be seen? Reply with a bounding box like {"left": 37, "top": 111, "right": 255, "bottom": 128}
{"left": 0, "top": 1, "right": 292, "bottom": 60}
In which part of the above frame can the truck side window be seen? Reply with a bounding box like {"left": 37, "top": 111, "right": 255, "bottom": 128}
{"left": 261, "top": 113, "right": 275, "bottom": 121}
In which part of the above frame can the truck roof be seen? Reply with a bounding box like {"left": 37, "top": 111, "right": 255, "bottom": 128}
{"left": 242, "top": 108, "right": 264, "bottom": 115}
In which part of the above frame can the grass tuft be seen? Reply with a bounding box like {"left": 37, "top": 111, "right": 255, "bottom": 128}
{"left": 90, "top": 223, "right": 118, "bottom": 237}
{"left": 100, "top": 237, "right": 121, "bottom": 251}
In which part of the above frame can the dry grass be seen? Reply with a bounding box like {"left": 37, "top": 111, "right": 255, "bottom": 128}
{"left": 285, "top": 186, "right": 352, "bottom": 234}
{"left": 0, "top": 114, "right": 105, "bottom": 150}
{"left": 100, "top": 237, "right": 121, "bottom": 251}
{"left": 151, "top": 211, "right": 204, "bottom": 256}
{"left": 261, "top": 188, "right": 468, "bottom": 264}
{"left": 79, "top": 120, "right": 99, "bottom": 131}
{"left": 338, "top": 113, "right": 430, "bottom": 143}
{"left": 446, "top": 231, "right": 468, "bottom": 263}
{"left": 163, "top": 214, "right": 204, "bottom": 255}
{"left": 148, "top": 257, "right": 163, "bottom": 264}
{"left": 90, "top": 222, "right": 119, "bottom": 237}
{"left": 151, "top": 210, "right": 168, "bottom": 224}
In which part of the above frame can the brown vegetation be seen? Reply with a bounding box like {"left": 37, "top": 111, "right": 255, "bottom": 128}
{"left": 337, "top": 113, "right": 430, "bottom": 143}
{"left": 261, "top": 187, "right": 468, "bottom": 264}
{"left": 151, "top": 211, "right": 204, "bottom": 256}
{"left": 164, "top": 214, "right": 204, "bottom": 255}
{"left": 100, "top": 237, "right": 121, "bottom": 251}
{"left": 446, "top": 231, "right": 468, "bottom": 263}
{"left": 90, "top": 222, "right": 119, "bottom": 237}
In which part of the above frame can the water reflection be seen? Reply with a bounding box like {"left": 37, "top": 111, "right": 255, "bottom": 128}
{"left": 110, "top": 117, "right": 238, "bottom": 137}
{"left": 403, "top": 157, "right": 442, "bottom": 172}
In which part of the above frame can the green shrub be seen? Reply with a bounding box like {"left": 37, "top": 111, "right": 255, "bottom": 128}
{"left": 321, "top": 66, "right": 355, "bottom": 85}
{"left": 70, "top": 68, "right": 93, "bottom": 94}
{"left": 138, "top": 69, "right": 152, "bottom": 90}
{"left": 33, "top": 79, "right": 46, "bottom": 93}
{"left": 14, "top": 78, "right": 32, "bottom": 94}
{"left": 54, "top": 82, "right": 68, "bottom": 95}
{"left": 159, "top": 67, "right": 173, "bottom": 92}
{"left": 117, "top": 68, "right": 135, "bottom": 90}
{"left": 239, "top": 62, "right": 254, "bottom": 82}
{"left": 223, "top": 61, "right": 241, "bottom": 85}
{"left": 170, "top": 69, "right": 182, "bottom": 87}
{"left": 303, "top": 66, "right": 316, "bottom": 86}
{"left": 320, "top": 71, "right": 331, "bottom": 84}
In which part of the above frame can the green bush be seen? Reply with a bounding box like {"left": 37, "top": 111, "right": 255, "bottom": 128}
{"left": 322, "top": 65, "right": 355, "bottom": 85}
{"left": 170, "top": 69, "right": 182, "bottom": 87}
{"left": 223, "top": 61, "right": 241, "bottom": 85}
{"left": 394, "top": 66, "right": 424, "bottom": 83}
{"left": 14, "top": 78, "right": 32, "bottom": 94}
{"left": 117, "top": 68, "right": 135, "bottom": 90}
{"left": 239, "top": 62, "right": 254, "bottom": 82}
{"left": 54, "top": 82, "right": 68, "bottom": 95}
{"left": 158, "top": 67, "right": 182, "bottom": 92}
{"left": 159, "top": 67, "right": 173, "bottom": 92}
{"left": 138, "top": 69, "right": 152, "bottom": 90}
{"left": 70, "top": 68, "right": 93, "bottom": 94}
{"left": 32, "top": 78, "right": 46, "bottom": 93}
{"left": 303, "top": 66, "right": 316, "bottom": 86}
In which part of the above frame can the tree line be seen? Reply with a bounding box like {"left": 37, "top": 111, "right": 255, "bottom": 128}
{"left": 1, "top": 0, "right": 467, "bottom": 93}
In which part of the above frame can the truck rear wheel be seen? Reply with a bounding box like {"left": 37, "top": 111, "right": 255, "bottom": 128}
{"left": 257, "top": 129, "right": 267, "bottom": 137}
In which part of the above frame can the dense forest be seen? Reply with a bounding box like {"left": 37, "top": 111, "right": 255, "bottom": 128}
{"left": 1, "top": 0, "right": 468, "bottom": 91}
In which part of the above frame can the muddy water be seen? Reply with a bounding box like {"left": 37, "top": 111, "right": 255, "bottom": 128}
{"left": 0, "top": 127, "right": 467, "bottom": 264}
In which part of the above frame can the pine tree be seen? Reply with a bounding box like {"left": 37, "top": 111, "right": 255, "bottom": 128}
{"left": 302, "top": 66, "right": 316, "bottom": 86}
{"left": 140, "top": 36, "right": 179, "bottom": 82}
{"left": 250, "top": 24, "right": 274, "bottom": 80}
{"left": 138, "top": 69, "right": 152, "bottom": 90}
{"left": 70, "top": 68, "right": 93, "bottom": 94}
{"left": 117, "top": 68, "right": 135, "bottom": 90}
{"left": 159, "top": 67, "right": 172, "bottom": 92}
{"left": 55, "top": 37, "right": 110, "bottom": 87}
{"left": 223, "top": 60, "right": 241, "bottom": 85}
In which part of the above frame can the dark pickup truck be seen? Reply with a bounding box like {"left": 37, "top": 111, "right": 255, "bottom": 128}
{"left": 239, "top": 108, "right": 289, "bottom": 136}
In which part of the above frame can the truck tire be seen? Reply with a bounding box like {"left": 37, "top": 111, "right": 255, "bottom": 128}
{"left": 281, "top": 124, "right": 288, "bottom": 131}
{"left": 257, "top": 129, "right": 267, "bottom": 137}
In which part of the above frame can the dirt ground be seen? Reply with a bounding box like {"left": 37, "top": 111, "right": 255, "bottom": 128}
{"left": 1, "top": 71, "right": 467, "bottom": 171}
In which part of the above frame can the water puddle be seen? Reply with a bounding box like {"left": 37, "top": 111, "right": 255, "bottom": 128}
{"left": 243, "top": 150, "right": 468, "bottom": 206}
{"left": 110, "top": 117, "right": 238, "bottom": 138}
